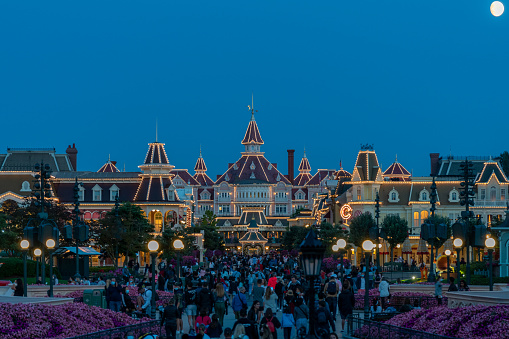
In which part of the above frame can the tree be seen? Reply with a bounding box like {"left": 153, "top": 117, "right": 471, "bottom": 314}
{"left": 381, "top": 215, "right": 409, "bottom": 265}
{"left": 96, "top": 202, "right": 155, "bottom": 269}
{"left": 348, "top": 212, "right": 375, "bottom": 248}
{"left": 500, "top": 151, "right": 509, "bottom": 177}
{"left": 319, "top": 222, "right": 348, "bottom": 254}
{"left": 191, "top": 210, "right": 224, "bottom": 251}
{"left": 0, "top": 213, "right": 18, "bottom": 255}
{"left": 281, "top": 226, "right": 310, "bottom": 250}
{"left": 424, "top": 215, "right": 451, "bottom": 257}
{"left": 157, "top": 227, "right": 195, "bottom": 260}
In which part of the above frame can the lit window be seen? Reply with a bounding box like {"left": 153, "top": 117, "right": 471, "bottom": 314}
{"left": 420, "top": 210, "right": 428, "bottom": 221}
{"left": 154, "top": 211, "right": 163, "bottom": 232}
{"left": 357, "top": 188, "right": 361, "bottom": 200}
{"left": 413, "top": 212, "right": 419, "bottom": 228}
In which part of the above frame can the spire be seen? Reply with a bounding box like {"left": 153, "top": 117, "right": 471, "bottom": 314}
{"left": 98, "top": 157, "right": 120, "bottom": 173}
{"left": 242, "top": 96, "right": 263, "bottom": 151}
{"left": 155, "top": 119, "right": 158, "bottom": 142}
{"left": 395, "top": 154, "right": 398, "bottom": 163}
{"left": 339, "top": 159, "right": 343, "bottom": 169}
{"left": 194, "top": 148, "right": 207, "bottom": 173}
{"left": 298, "top": 149, "right": 311, "bottom": 173}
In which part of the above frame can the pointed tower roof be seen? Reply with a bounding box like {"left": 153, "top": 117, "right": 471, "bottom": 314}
{"left": 143, "top": 142, "right": 170, "bottom": 165}
{"left": 97, "top": 156, "right": 120, "bottom": 173}
{"left": 193, "top": 149, "right": 214, "bottom": 186}
{"left": 294, "top": 149, "right": 313, "bottom": 186}
{"left": 335, "top": 160, "right": 352, "bottom": 179}
{"left": 298, "top": 149, "right": 311, "bottom": 172}
{"left": 241, "top": 110, "right": 264, "bottom": 146}
{"left": 383, "top": 155, "right": 411, "bottom": 181}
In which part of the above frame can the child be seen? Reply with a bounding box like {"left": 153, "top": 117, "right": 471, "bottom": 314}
{"left": 195, "top": 308, "right": 211, "bottom": 332}
{"left": 281, "top": 306, "right": 295, "bottom": 339}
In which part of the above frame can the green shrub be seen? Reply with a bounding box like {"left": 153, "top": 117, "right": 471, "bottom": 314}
{"left": 88, "top": 266, "right": 115, "bottom": 273}
{"left": 0, "top": 257, "right": 61, "bottom": 279}
{"left": 468, "top": 276, "right": 509, "bottom": 285}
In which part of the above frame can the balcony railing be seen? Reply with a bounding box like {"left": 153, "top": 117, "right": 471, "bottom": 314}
{"left": 474, "top": 200, "right": 508, "bottom": 207}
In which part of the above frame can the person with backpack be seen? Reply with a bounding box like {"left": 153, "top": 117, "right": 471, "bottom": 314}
{"left": 280, "top": 306, "right": 295, "bottom": 339}
{"left": 195, "top": 308, "right": 212, "bottom": 332}
{"left": 232, "top": 308, "right": 258, "bottom": 339}
{"left": 324, "top": 274, "right": 340, "bottom": 319}
{"left": 173, "top": 281, "right": 185, "bottom": 334}
{"left": 213, "top": 283, "right": 227, "bottom": 326}
{"left": 260, "top": 308, "right": 281, "bottom": 339}
{"left": 232, "top": 287, "right": 248, "bottom": 319}
{"left": 184, "top": 281, "right": 198, "bottom": 333}
{"left": 316, "top": 300, "right": 335, "bottom": 335}
{"left": 160, "top": 298, "right": 179, "bottom": 339}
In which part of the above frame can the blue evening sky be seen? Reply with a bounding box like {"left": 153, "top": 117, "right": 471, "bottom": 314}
{"left": 1, "top": 1, "right": 507, "bottom": 178}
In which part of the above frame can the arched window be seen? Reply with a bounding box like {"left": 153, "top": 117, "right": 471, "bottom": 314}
{"left": 391, "top": 192, "right": 397, "bottom": 200}
{"left": 20, "top": 181, "right": 31, "bottom": 192}
{"left": 421, "top": 192, "right": 427, "bottom": 201}
{"left": 421, "top": 210, "right": 429, "bottom": 221}
{"left": 83, "top": 212, "right": 92, "bottom": 220}
{"left": 452, "top": 192, "right": 457, "bottom": 200}
{"left": 357, "top": 188, "right": 362, "bottom": 200}
{"left": 491, "top": 186, "right": 497, "bottom": 201}
{"left": 154, "top": 211, "right": 163, "bottom": 232}
{"left": 413, "top": 212, "right": 419, "bottom": 228}
{"left": 92, "top": 212, "right": 100, "bottom": 220}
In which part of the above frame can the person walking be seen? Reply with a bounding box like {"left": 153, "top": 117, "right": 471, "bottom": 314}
{"left": 260, "top": 308, "right": 281, "bottom": 339}
{"left": 293, "top": 296, "right": 309, "bottom": 334}
{"left": 213, "top": 283, "right": 227, "bottom": 326}
{"left": 434, "top": 276, "right": 443, "bottom": 305}
{"left": 160, "top": 298, "right": 178, "bottom": 339}
{"left": 232, "top": 287, "right": 248, "bottom": 320}
{"left": 184, "top": 281, "right": 198, "bottom": 333}
{"left": 107, "top": 278, "right": 122, "bottom": 312}
{"left": 11, "top": 278, "right": 24, "bottom": 297}
{"left": 280, "top": 306, "right": 295, "bottom": 339}
{"left": 324, "top": 274, "right": 340, "bottom": 319}
{"left": 316, "top": 300, "right": 335, "bottom": 336}
{"left": 337, "top": 280, "right": 355, "bottom": 333}
{"left": 264, "top": 287, "right": 278, "bottom": 314}
{"left": 378, "top": 277, "right": 390, "bottom": 310}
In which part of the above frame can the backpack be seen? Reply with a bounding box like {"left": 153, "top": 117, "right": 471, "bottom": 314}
{"left": 327, "top": 281, "right": 337, "bottom": 295}
{"left": 317, "top": 309, "right": 327, "bottom": 325}
{"left": 266, "top": 317, "right": 276, "bottom": 333}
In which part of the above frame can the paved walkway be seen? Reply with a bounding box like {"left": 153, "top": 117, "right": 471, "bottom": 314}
{"left": 174, "top": 296, "right": 360, "bottom": 339}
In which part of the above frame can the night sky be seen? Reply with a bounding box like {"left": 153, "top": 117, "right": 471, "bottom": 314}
{"left": 1, "top": 1, "right": 507, "bottom": 178}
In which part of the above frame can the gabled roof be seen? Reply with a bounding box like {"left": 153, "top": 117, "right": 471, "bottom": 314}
{"left": 97, "top": 159, "right": 120, "bottom": 173}
{"left": 477, "top": 160, "right": 509, "bottom": 184}
{"left": 194, "top": 173, "right": 214, "bottom": 186}
{"left": 351, "top": 148, "right": 382, "bottom": 181}
{"left": 294, "top": 173, "right": 313, "bottom": 186}
{"left": 194, "top": 152, "right": 207, "bottom": 172}
{"left": 383, "top": 156, "right": 411, "bottom": 182}
{"left": 171, "top": 170, "right": 200, "bottom": 186}
{"left": 239, "top": 230, "right": 268, "bottom": 242}
{"left": 306, "top": 170, "right": 336, "bottom": 186}
{"left": 143, "top": 142, "right": 170, "bottom": 165}
{"left": 238, "top": 207, "right": 269, "bottom": 225}
{"left": 241, "top": 111, "right": 264, "bottom": 145}
{"left": 215, "top": 155, "right": 291, "bottom": 185}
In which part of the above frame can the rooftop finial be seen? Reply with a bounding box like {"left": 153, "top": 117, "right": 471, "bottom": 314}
{"left": 108, "top": 154, "right": 110, "bottom": 162}
{"left": 247, "top": 92, "right": 257, "bottom": 121}
{"left": 303, "top": 147, "right": 307, "bottom": 158}
{"left": 199, "top": 145, "right": 202, "bottom": 158}
{"left": 395, "top": 154, "right": 398, "bottom": 162}
{"left": 155, "top": 119, "right": 158, "bottom": 142}
{"left": 340, "top": 159, "right": 343, "bottom": 169}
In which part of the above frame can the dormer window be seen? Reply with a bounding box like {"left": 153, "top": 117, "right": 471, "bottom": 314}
{"left": 20, "top": 181, "right": 31, "bottom": 192}
{"left": 78, "top": 186, "right": 85, "bottom": 201}
{"left": 388, "top": 188, "right": 400, "bottom": 203}
{"left": 92, "top": 185, "right": 102, "bottom": 201}
{"left": 449, "top": 188, "right": 459, "bottom": 202}
{"left": 356, "top": 188, "right": 362, "bottom": 200}
{"left": 419, "top": 188, "right": 429, "bottom": 202}
{"left": 109, "top": 184, "right": 119, "bottom": 201}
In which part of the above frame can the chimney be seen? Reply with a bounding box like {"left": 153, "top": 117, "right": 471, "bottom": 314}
{"left": 430, "top": 153, "right": 440, "bottom": 176}
{"left": 111, "top": 161, "right": 117, "bottom": 166}
{"left": 66, "top": 143, "right": 78, "bottom": 171}
{"left": 287, "top": 149, "right": 295, "bottom": 184}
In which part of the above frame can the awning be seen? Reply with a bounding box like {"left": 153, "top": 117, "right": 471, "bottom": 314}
{"left": 53, "top": 246, "right": 102, "bottom": 256}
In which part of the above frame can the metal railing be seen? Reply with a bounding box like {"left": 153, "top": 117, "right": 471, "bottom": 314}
{"left": 66, "top": 320, "right": 162, "bottom": 339}
{"left": 347, "top": 314, "right": 456, "bottom": 339}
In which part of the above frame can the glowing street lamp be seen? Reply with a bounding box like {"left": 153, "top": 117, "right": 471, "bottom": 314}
{"left": 362, "top": 240, "right": 374, "bottom": 319}
{"left": 485, "top": 237, "right": 496, "bottom": 291}
{"left": 46, "top": 239, "right": 56, "bottom": 297}
{"left": 454, "top": 238, "right": 463, "bottom": 281}
{"left": 148, "top": 240, "right": 159, "bottom": 319}
{"left": 20, "top": 240, "right": 30, "bottom": 297}
{"left": 445, "top": 249, "right": 451, "bottom": 282}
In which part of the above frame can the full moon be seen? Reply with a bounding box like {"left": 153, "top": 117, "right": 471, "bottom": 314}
{"left": 491, "top": 1, "right": 504, "bottom": 16}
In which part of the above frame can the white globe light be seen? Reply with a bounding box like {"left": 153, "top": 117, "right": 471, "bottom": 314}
{"left": 46, "top": 239, "right": 55, "bottom": 249}
{"left": 453, "top": 238, "right": 463, "bottom": 248}
{"left": 362, "top": 240, "right": 374, "bottom": 252}
{"left": 20, "top": 240, "right": 30, "bottom": 250}
{"left": 337, "top": 239, "right": 347, "bottom": 249}
{"left": 148, "top": 240, "right": 159, "bottom": 252}
{"left": 34, "top": 248, "right": 42, "bottom": 256}
{"left": 332, "top": 244, "right": 339, "bottom": 252}
{"left": 491, "top": 1, "right": 504, "bottom": 16}
{"left": 173, "top": 239, "right": 184, "bottom": 250}
{"left": 445, "top": 250, "right": 451, "bottom": 256}
{"left": 485, "top": 237, "right": 496, "bottom": 248}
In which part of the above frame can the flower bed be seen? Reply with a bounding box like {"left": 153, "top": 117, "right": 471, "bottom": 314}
{"left": 381, "top": 304, "right": 509, "bottom": 338}
{"left": 0, "top": 302, "right": 158, "bottom": 339}
{"left": 353, "top": 291, "right": 446, "bottom": 310}
{"left": 52, "top": 289, "right": 174, "bottom": 308}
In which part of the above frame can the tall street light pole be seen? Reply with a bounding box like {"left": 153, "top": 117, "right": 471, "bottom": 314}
{"left": 362, "top": 240, "right": 374, "bottom": 320}
{"left": 46, "top": 239, "right": 56, "bottom": 297}
{"left": 148, "top": 240, "right": 159, "bottom": 319}
{"left": 173, "top": 239, "right": 185, "bottom": 280}
{"left": 445, "top": 250, "right": 451, "bottom": 283}
{"left": 485, "top": 237, "right": 496, "bottom": 291}
{"left": 454, "top": 238, "right": 463, "bottom": 283}
{"left": 374, "top": 193, "right": 380, "bottom": 272}
{"left": 20, "top": 240, "right": 30, "bottom": 297}
{"left": 34, "top": 248, "right": 42, "bottom": 283}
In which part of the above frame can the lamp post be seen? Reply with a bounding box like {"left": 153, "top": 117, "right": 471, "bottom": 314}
{"left": 148, "top": 240, "right": 159, "bottom": 319}
{"left": 362, "top": 240, "right": 374, "bottom": 320}
{"left": 20, "top": 240, "right": 29, "bottom": 297}
{"left": 173, "top": 239, "right": 184, "bottom": 279}
{"left": 485, "top": 237, "right": 496, "bottom": 291}
{"left": 34, "top": 248, "right": 42, "bottom": 283}
{"left": 46, "top": 239, "right": 56, "bottom": 297}
{"left": 445, "top": 250, "right": 451, "bottom": 282}
{"left": 332, "top": 239, "right": 347, "bottom": 283}
{"left": 454, "top": 238, "right": 463, "bottom": 283}
{"left": 299, "top": 229, "right": 325, "bottom": 338}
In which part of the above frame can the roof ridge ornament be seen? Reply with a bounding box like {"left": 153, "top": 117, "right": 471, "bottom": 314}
{"left": 360, "top": 143, "right": 374, "bottom": 151}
